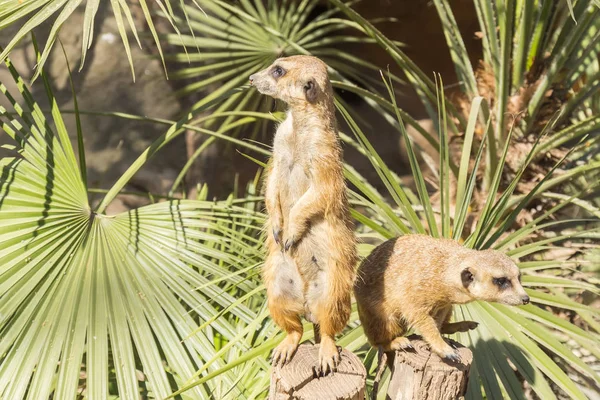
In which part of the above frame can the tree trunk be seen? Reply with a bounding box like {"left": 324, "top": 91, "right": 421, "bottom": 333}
{"left": 385, "top": 335, "right": 473, "bottom": 400}
{"left": 269, "top": 343, "right": 366, "bottom": 400}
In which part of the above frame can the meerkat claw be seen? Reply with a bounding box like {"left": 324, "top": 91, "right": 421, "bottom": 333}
{"left": 330, "top": 352, "right": 340, "bottom": 372}
{"left": 272, "top": 352, "right": 284, "bottom": 367}
{"left": 327, "top": 360, "right": 337, "bottom": 375}
{"left": 273, "top": 228, "right": 282, "bottom": 245}
{"left": 272, "top": 347, "right": 287, "bottom": 367}
{"left": 272, "top": 334, "right": 300, "bottom": 368}
{"left": 444, "top": 351, "right": 462, "bottom": 363}
{"left": 320, "top": 357, "right": 336, "bottom": 376}
{"left": 284, "top": 238, "right": 295, "bottom": 251}
{"left": 271, "top": 350, "right": 281, "bottom": 366}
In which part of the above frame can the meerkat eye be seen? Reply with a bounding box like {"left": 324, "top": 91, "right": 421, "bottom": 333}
{"left": 271, "top": 66, "right": 285, "bottom": 78}
{"left": 493, "top": 277, "right": 511, "bottom": 289}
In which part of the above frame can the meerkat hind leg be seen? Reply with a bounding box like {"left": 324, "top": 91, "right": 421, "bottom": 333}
{"left": 317, "top": 334, "right": 339, "bottom": 375}
{"left": 441, "top": 321, "right": 479, "bottom": 334}
{"left": 267, "top": 253, "right": 305, "bottom": 367}
{"left": 310, "top": 284, "right": 346, "bottom": 374}
{"left": 272, "top": 329, "right": 302, "bottom": 367}
{"left": 304, "top": 254, "right": 343, "bottom": 374}
{"left": 313, "top": 305, "right": 343, "bottom": 374}
{"left": 270, "top": 302, "right": 303, "bottom": 366}
{"left": 388, "top": 336, "right": 414, "bottom": 351}
{"left": 364, "top": 312, "right": 408, "bottom": 353}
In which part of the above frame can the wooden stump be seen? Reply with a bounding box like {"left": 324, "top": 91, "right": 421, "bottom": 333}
{"left": 269, "top": 343, "right": 366, "bottom": 400}
{"left": 386, "top": 335, "right": 473, "bottom": 400}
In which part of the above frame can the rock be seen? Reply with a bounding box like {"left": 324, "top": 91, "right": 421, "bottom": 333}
{"left": 0, "top": 7, "right": 185, "bottom": 214}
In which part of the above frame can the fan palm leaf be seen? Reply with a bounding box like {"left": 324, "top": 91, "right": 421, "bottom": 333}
{"left": 162, "top": 0, "right": 404, "bottom": 141}
{"left": 0, "top": 54, "right": 270, "bottom": 398}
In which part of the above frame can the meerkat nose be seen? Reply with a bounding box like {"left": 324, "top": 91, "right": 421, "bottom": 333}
{"left": 521, "top": 295, "right": 530, "bottom": 305}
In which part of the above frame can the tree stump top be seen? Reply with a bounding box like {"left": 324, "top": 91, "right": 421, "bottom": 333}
{"left": 386, "top": 335, "right": 473, "bottom": 400}
{"left": 269, "top": 343, "right": 366, "bottom": 400}
{"left": 392, "top": 336, "right": 473, "bottom": 373}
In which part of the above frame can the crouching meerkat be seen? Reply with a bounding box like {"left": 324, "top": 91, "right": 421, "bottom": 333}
{"left": 354, "top": 234, "right": 529, "bottom": 362}
{"left": 249, "top": 56, "right": 357, "bottom": 373}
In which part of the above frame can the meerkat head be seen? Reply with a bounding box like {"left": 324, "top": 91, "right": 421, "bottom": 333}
{"left": 459, "top": 250, "right": 529, "bottom": 306}
{"left": 249, "top": 55, "right": 332, "bottom": 107}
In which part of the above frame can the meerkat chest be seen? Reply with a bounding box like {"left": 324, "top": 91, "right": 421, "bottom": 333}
{"left": 272, "top": 118, "right": 313, "bottom": 194}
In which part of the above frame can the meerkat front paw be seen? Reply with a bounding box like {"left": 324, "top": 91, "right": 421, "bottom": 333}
{"left": 443, "top": 350, "right": 462, "bottom": 363}
{"left": 318, "top": 337, "right": 340, "bottom": 375}
{"left": 433, "top": 344, "right": 462, "bottom": 363}
{"left": 284, "top": 237, "right": 295, "bottom": 252}
{"left": 271, "top": 214, "right": 283, "bottom": 246}
{"left": 283, "top": 224, "right": 302, "bottom": 251}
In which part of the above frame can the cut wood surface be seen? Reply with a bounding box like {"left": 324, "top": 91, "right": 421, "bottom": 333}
{"left": 386, "top": 335, "right": 473, "bottom": 400}
{"left": 269, "top": 343, "right": 366, "bottom": 400}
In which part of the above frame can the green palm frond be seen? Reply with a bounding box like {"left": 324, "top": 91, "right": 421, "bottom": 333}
{"left": 331, "top": 0, "right": 600, "bottom": 166}
{"left": 163, "top": 0, "right": 401, "bottom": 126}
{"left": 0, "top": 54, "right": 273, "bottom": 398}
{"left": 0, "top": 0, "right": 196, "bottom": 79}
{"left": 337, "top": 77, "right": 600, "bottom": 398}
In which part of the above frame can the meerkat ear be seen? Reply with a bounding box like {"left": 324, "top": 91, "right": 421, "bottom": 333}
{"left": 303, "top": 79, "right": 318, "bottom": 103}
{"left": 461, "top": 268, "right": 474, "bottom": 288}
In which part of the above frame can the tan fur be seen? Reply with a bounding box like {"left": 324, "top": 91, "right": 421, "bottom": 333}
{"left": 250, "top": 56, "right": 357, "bottom": 373}
{"left": 354, "top": 234, "right": 529, "bottom": 361}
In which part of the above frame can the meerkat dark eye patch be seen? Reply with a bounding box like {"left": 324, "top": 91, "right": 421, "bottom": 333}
{"left": 271, "top": 66, "right": 286, "bottom": 79}
{"left": 493, "top": 277, "right": 511, "bottom": 289}
{"left": 461, "top": 268, "right": 474, "bottom": 288}
{"left": 304, "top": 79, "right": 318, "bottom": 103}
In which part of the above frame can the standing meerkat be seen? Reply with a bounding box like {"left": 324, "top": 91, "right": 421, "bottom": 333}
{"left": 355, "top": 234, "right": 529, "bottom": 362}
{"left": 249, "top": 56, "right": 357, "bottom": 373}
